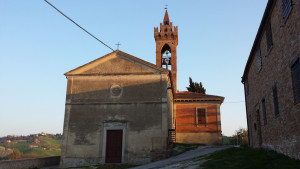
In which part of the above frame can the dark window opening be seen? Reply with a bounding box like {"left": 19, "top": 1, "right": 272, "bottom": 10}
{"left": 245, "top": 78, "right": 249, "bottom": 95}
{"left": 262, "top": 99, "right": 267, "bottom": 125}
{"left": 272, "top": 83, "right": 280, "bottom": 116}
{"left": 266, "top": 23, "right": 273, "bottom": 52}
{"left": 281, "top": 0, "right": 292, "bottom": 20}
{"left": 291, "top": 57, "right": 300, "bottom": 102}
{"left": 254, "top": 123, "right": 257, "bottom": 131}
{"left": 161, "top": 44, "right": 171, "bottom": 70}
{"left": 257, "top": 48, "right": 262, "bottom": 71}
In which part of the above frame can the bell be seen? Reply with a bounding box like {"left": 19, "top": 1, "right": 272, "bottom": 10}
{"left": 162, "top": 58, "right": 167, "bottom": 65}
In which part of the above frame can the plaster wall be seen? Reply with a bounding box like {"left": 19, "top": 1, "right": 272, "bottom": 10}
{"left": 60, "top": 74, "right": 170, "bottom": 167}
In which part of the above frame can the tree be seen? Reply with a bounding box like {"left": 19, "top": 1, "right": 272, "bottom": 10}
{"left": 230, "top": 128, "right": 248, "bottom": 145}
{"left": 186, "top": 77, "right": 206, "bottom": 94}
{"left": 9, "top": 149, "right": 22, "bottom": 160}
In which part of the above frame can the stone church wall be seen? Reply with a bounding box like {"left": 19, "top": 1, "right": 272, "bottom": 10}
{"left": 60, "top": 74, "right": 170, "bottom": 167}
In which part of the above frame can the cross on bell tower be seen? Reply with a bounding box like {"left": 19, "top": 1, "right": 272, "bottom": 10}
{"left": 154, "top": 9, "right": 178, "bottom": 92}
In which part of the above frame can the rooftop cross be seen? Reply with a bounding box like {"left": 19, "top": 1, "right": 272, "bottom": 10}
{"left": 116, "top": 42, "right": 121, "bottom": 50}
{"left": 165, "top": 4, "right": 168, "bottom": 10}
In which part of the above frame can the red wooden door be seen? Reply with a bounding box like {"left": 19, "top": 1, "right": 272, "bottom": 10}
{"left": 105, "top": 130, "right": 123, "bottom": 163}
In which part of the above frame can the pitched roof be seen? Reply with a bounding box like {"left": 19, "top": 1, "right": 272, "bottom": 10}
{"left": 242, "top": 0, "right": 274, "bottom": 82}
{"left": 174, "top": 91, "right": 224, "bottom": 103}
{"left": 64, "top": 50, "right": 169, "bottom": 76}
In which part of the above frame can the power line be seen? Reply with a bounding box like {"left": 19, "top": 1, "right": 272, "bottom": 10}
{"left": 44, "top": 0, "right": 114, "bottom": 51}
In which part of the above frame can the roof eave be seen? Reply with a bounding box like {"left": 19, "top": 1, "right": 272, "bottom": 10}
{"left": 242, "top": 0, "right": 275, "bottom": 83}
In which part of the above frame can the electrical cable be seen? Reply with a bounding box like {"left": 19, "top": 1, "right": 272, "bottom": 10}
{"left": 44, "top": 0, "right": 115, "bottom": 51}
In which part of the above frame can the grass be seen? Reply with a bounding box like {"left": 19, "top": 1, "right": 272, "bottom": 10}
{"left": 200, "top": 147, "right": 300, "bottom": 169}
{"left": 1, "top": 136, "right": 62, "bottom": 159}
{"left": 39, "top": 136, "right": 61, "bottom": 151}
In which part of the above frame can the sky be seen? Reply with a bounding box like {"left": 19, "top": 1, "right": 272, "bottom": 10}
{"left": 0, "top": 0, "right": 268, "bottom": 137}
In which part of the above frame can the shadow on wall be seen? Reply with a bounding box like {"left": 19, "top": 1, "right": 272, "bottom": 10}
{"left": 64, "top": 80, "right": 169, "bottom": 145}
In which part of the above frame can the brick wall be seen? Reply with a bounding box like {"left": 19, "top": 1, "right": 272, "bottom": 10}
{"left": 174, "top": 102, "right": 222, "bottom": 144}
{"left": 243, "top": 0, "right": 300, "bottom": 159}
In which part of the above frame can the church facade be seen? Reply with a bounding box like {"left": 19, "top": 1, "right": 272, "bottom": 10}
{"left": 60, "top": 10, "right": 224, "bottom": 168}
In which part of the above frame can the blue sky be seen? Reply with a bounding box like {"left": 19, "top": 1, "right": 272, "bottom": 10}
{"left": 0, "top": 0, "right": 268, "bottom": 137}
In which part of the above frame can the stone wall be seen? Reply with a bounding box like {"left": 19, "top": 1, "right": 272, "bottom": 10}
{"left": 243, "top": 0, "right": 300, "bottom": 159}
{"left": 0, "top": 156, "right": 60, "bottom": 169}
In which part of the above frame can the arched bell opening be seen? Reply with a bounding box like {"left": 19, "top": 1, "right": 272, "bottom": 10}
{"left": 161, "top": 44, "right": 172, "bottom": 70}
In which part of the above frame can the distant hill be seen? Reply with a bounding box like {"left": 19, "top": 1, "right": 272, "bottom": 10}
{"left": 0, "top": 133, "right": 62, "bottom": 160}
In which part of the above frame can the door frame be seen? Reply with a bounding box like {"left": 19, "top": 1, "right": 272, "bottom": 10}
{"left": 102, "top": 122, "right": 126, "bottom": 163}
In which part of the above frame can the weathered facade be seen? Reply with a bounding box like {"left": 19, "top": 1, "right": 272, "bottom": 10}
{"left": 60, "top": 51, "right": 172, "bottom": 167}
{"left": 60, "top": 9, "right": 224, "bottom": 167}
{"left": 242, "top": 0, "right": 300, "bottom": 159}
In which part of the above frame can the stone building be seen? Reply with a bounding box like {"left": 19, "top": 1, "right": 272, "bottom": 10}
{"left": 60, "top": 10, "right": 224, "bottom": 167}
{"left": 242, "top": 0, "right": 300, "bottom": 159}
{"left": 60, "top": 51, "right": 172, "bottom": 167}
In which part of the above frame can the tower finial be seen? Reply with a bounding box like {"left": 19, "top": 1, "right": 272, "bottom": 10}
{"left": 165, "top": 4, "right": 168, "bottom": 10}
{"left": 163, "top": 8, "right": 170, "bottom": 25}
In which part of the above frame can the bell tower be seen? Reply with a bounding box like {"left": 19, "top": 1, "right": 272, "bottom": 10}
{"left": 154, "top": 9, "right": 178, "bottom": 92}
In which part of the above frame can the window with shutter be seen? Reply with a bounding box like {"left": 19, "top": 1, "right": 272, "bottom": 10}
{"left": 291, "top": 57, "right": 300, "bottom": 102}
{"left": 281, "top": 0, "right": 292, "bottom": 20}
{"left": 196, "top": 108, "right": 207, "bottom": 126}
{"left": 257, "top": 48, "right": 262, "bottom": 71}
{"left": 272, "top": 83, "right": 280, "bottom": 116}
{"left": 266, "top": 23, "right": 273, "bottom": 52}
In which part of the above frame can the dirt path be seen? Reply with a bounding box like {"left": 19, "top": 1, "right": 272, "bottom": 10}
{"left": 129, "top": 145, "right": 233, "bottom": 169}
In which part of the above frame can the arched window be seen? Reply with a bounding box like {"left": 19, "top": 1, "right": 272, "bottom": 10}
{"left": 161, "top": 44, "right": 172, "bottom": 70}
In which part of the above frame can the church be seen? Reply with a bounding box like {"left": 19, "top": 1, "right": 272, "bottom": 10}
{"left": 60, "top": 10, "right": 224, "bottom": 168}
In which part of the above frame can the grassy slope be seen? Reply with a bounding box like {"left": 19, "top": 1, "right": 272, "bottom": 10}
{"left": 201, "top": 147, "right": 300, "bottom": 169}
{"left": 5, "top": 136, "right": 61, "bottom": 158}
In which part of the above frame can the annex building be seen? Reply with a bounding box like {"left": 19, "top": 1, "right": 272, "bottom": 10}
{"left": 242, "top": 0, "right": 300, "bottom": 159}
{"left": 60, "top": 10, "right": 224, "bottom": 168}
